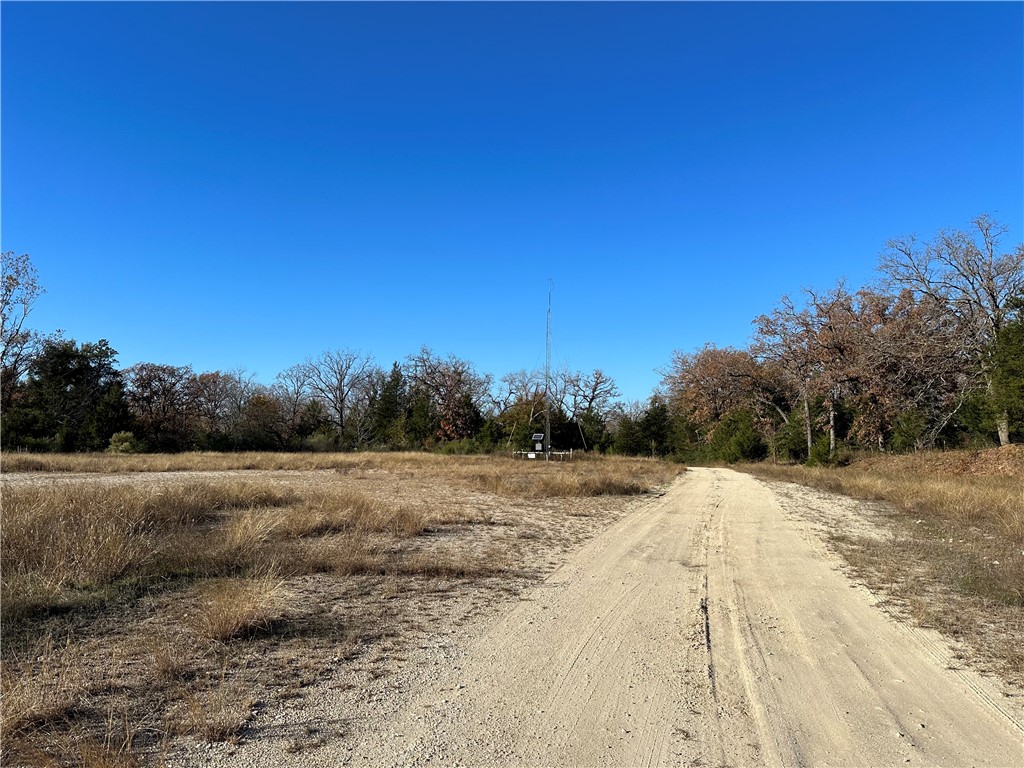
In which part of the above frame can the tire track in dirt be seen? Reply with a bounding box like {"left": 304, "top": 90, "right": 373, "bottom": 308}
{"left": 355, "top": 472, "right": 719, "bottom": 768}
{"left": 705, "top": 468, "right": 1023, "bottom": 768}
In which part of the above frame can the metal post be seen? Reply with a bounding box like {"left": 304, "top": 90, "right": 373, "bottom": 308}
{"left": 544, "top": 281, "right": 552, "bottom": 460}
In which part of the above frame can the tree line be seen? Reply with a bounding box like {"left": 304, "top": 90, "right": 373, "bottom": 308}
{"left": 660, "top": 214, "right": 1024, "bottom": 463}
{"left": 2, "top": 214, "right": 1021, "bottom": 461}
{"left": 0, "top": 276, "right": 627, "bottom": 453}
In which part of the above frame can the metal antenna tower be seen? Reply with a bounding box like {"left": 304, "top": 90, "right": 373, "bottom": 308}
{"left": 544, "top": 280, "right": 552, "bottom": 460}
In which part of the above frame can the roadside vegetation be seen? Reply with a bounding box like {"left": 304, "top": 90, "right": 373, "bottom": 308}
{"left": 745, "top": 446, "right": 1024, "bottom": 686}
{"left": 0, "top": 453, "right": 679, "bottom": 766}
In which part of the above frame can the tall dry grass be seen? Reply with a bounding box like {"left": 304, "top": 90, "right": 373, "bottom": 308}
{"left": 2, "top": 454, "right": 679, "bottom": 623}
{"left": 175, "top": 662, "right": 255, "bottom": 743}
{"left": 0, "top": 451, "right": 683, "bottom": 496}
{"left": 0, "top": 469, "right": 492, "bottom": 629}
{"left": 1, "top": 452, "right": 680, "bottom": 763}
{"left": 748, "top": 464, "right": 1023, "bottom": 549}
{"left": 187, "top": 574, "right": 288, "bottom": 643}
{"left": 1, "top": 451, "right": 370, "bottom": 474}
{"left": 281, "top": 488, "right": 430, "bottom": 538}
{"left": 0, "top": 635, "right": 86, "bottom": 740}
{"left": 0, "top": 450, "right": 481, "bottom": 474}
{"left": 1, "top": 481, "right": 299, "bottom": 622}
{"left": 0, "top": 479, "right": 422, "bottom": 760}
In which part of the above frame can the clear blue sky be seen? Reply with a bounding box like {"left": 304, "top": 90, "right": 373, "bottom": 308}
{"left": 3, "top": 2, "right": 1022, "bottom": 403}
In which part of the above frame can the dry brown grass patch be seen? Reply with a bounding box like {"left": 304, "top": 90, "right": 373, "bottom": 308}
{"left": 317, "top": 535, "right": 389, "bottom": 576}
{"left": 185, "top": 575, "right": 288, "bottom": 643}
{"left": 213, "top": 510, "right": 281, "bottom": 570}
{"left": 0, "top": 449, "right": 477, "bottom": 475}
{"left": 749, "top": 463, "right": 1023, "bottom": 551}
{"left": 0, "top": 636, "right": 87, "bottom": 754}
{"left": 1, "top": 450, "right": 682, "bottom": 497}
{"left": 281, "top": 488, "right": 430, "bottom": 539}
{"left": 394, "top": 547, "right": 509, "bottom": 578}
{"left": 1, "top": 481, "right": 299, "bottom": 622}
{"left": 174, "top": 667, "right": 254, "bottom": 743}
{"left": 3, "top": 734, "right": 141, "bottom": 768}
{"left": 2, "top": 451, "right": 358, "bottom": 474}
{"left": 149, "top": 638, "right": 192, "bottom": 683}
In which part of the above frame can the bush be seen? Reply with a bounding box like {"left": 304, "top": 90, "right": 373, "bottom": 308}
{"left": 107, "top": 432, "right": 146, "bottom": 454}
{"left": 890, "top": 410, "right": 927, "bottom": 453}
{"left": 303, "top": 429, "right": 341, "bottom": 453}
{"left": 807, "top": 435, "right": 852, "bottom": 467}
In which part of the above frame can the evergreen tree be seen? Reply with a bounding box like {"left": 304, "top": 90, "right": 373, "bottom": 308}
{"left": 5, "top": 337, "right": 130, "bottom": 451}
{"left": 990, "top": 297, "right": 1024, "bottom": 442}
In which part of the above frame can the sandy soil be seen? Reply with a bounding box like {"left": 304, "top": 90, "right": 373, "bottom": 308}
{"left": 165, "top": 467, "right": 1023, "bottom": 768}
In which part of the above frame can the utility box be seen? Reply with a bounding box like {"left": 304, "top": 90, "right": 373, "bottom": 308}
{"left": 532, "top": 433, "right": 545, "bottom": 451}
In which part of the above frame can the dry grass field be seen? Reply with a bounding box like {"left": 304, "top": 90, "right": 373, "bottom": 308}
{"left": 0, "top": 452, "right": 680, "bottom": 767}
{"left": 745, "top": 445, "right": 1024, "bottom": 687}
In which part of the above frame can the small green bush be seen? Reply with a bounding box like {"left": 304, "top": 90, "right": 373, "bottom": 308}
{"left": 303, "top": 429, "right": 341, "bottom": 453}
{"left": 107, "top": 431, "right": 146, "bottom": 454}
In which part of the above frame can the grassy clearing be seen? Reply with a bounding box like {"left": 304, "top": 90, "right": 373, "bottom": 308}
{"left": 745, "top": 450, "right": 1023, "bottom": 684}
{"left": 0, "top": 451, "right": 373, "bottom": 474}
{"left": 0, "top": 450, "right": 681, "bottom": 495}
{"left": 0, "top": 480, "right": 435, "bottom": 629}
{"left": 0, "top": 635, "right": 86, "bottom": 741}
{"left": 1, "top": 452, "right": 678, "bottom": 765}
{"left": 0, "top": 478, "right": 428, "bottom": 763}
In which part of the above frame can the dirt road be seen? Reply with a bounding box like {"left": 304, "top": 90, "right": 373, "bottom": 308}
{"left": 343, "top": 467, "right": 1022, "bottom": 767}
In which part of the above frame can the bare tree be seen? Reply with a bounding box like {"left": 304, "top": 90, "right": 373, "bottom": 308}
{"left": 302, "top": 349, "right": 375, "bottom": 437}
{"left": 753, "top": 283, "right": 871, "bottom": 457}
{"left": 753, "top": 297, "right": 821, "bottom": 456}
{"left": 493, "top": 369, "right": 545, "bottom": 418}
{"left": 272, "top": 363, "right": 313, "bottom": 444}
{"left": 1, "top": 252, "right": 44, "bottom": 410}
{"left": 879, "top": 214, "right": 1024, "bottom": 444}
{"left": 489, "top": 369, "right": 546, "bottom": 446}
{"left": 187, "top": 369, "right": 254, "bottom": 438}
{"left": 124, "top": 363, "right": 197, "bottom": 450}
{"left": 563, "top": 368, "right": 621, "bottom": 421}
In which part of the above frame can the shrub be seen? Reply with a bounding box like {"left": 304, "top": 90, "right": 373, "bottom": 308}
{"left": 107, "top": 432, "right": 146, "bottom": 454}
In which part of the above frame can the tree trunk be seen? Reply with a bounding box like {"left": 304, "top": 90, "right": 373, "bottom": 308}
{"left": 997, "top": 410, "right": 1010, "bottom": 446}
{"left": 804, "top": 394, "right": 812, "bottom": 457}
{"left": 828, "top": 402, "right": 836, "bottom": 458}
